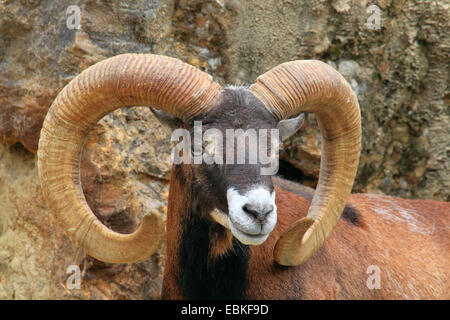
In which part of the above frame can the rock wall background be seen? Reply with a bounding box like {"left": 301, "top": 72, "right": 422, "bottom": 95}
{"left": 0, "top": 0, "right": 448, "bottom": 299}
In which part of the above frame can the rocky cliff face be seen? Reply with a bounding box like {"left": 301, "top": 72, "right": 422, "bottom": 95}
{"left": 0, "top": 0, "right": 448, "bottom": 299}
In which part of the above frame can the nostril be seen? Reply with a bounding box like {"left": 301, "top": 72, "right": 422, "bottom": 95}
{"left": 262, "top": 206, "right": 273, "bottom": 218}
{"left": 243, "top": 204, "right": 273, "bottom": 221}
{"left": 264, "top": 205, "right": 274, "bottom": 216}
{"left": 243, "top": 205, "right": 258, "bottom": 217}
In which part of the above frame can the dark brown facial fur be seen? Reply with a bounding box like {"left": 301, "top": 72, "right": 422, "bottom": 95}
{"left": 163, "top": 87, "right": 279, "bottom": 299}
{"left": 189, "top": 86, "right": 278, "bottom": 213}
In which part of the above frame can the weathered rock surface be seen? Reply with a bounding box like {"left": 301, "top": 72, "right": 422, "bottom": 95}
{"left": 0, "top": 119, "right": 169, "bottom": 299}
{"left": 224, "top": 0, "right": 449, "bottom": 201}
{"left": 0, "top": 0, "right": 448, "bottom": 299}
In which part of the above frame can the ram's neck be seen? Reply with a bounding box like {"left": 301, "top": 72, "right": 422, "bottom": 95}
{"left": 162, "top": 164, "right": 250, "bottom": 299}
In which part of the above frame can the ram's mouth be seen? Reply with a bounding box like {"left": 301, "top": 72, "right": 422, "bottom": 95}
{"left": 228, "top": 221, "right": 270, "bottom": 245}
{"left": 210, "top": 208, "right": 273, "bottom": 246}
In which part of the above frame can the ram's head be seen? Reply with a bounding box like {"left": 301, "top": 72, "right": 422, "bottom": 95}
{"left": 38, "top": 54, "right": 360, "bottom": 266}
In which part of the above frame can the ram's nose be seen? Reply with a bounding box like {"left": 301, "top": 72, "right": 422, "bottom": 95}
{"left": 227, "top": 187, "right": 277, "bottom": 245}
{"left": 242, "top": 202, "right": 274, "bottom": 222}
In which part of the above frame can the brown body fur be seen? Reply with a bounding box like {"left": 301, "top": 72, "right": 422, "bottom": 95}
{"left": 247, "top": 177, "right": 449, "bottom": 299}
{"left": 163, "top": 166, "right": 450, "bottom": 299}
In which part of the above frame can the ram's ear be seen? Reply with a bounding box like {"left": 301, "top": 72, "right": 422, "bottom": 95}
{"left": 150, "top": 107, "right": 184, "bottom": 133}
{"left": 277, "top": 114, "right": 305, "bottom": 142}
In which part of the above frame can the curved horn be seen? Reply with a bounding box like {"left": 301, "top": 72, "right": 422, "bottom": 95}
{"left": 249, "top": 60, "right": 361, "bottom": 266}
{"left": 38, "top": 54, "right": 222, "bottom": 263}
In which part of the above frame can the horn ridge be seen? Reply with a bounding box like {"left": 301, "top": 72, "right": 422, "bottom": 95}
{"left": 38, "top": 53, "right": 221, "bottom": 263}
{"left": 250, "top": 60, "right": 361, "bottom": 266}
